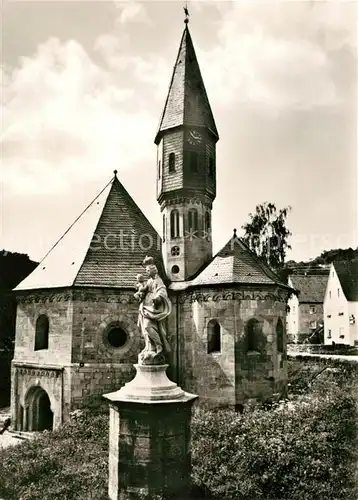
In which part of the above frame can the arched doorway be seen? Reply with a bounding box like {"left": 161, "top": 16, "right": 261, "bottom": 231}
{"left": 25, "top": 386, "right": 53, "bottom": 431}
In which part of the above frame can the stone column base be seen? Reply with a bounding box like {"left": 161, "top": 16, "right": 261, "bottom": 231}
{"left": 103, "top": 364, "right": 198, "bottom": 500}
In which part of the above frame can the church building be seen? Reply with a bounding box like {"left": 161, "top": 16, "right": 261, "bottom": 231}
{"left": 11, "top": 21, "right": 291, "bottom": 431}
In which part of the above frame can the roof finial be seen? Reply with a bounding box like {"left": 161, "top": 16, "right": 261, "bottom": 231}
{"left": 184, "top": 2, "right": 189, "bottom": 24}
{"left": 233, "top": 228, "right": 237, "bottom": 238}
{"left": 113, "top": 169, "right": 118, "bottom": 178}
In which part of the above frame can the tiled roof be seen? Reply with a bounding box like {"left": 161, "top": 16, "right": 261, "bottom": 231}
{"left": 170, "top": 236, "right": 288, "bottom": 290}
{"left": 155, "top": 25, "right": 218, "bottom": 144}
{"left": 289, "top": 274, "right": 329, "bottom": 303}
{"left": 334, "top": 260, "right": 358, "bottom": 301}
{"left": 15, "top": 176, "right": 163, "bottom": 291}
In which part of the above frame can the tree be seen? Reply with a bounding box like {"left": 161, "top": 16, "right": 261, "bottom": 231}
{"left": 241, "top": 202, "right": 292, "bottom": 270}
{"left": 0, "top": 250, "right": 38, "bottom": 350}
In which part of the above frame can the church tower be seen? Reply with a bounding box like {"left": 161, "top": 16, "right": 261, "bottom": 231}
{"left": 155, "top": 20, "right": 219, "bottom": 281}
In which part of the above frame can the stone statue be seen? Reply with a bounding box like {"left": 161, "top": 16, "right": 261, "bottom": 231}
{"left": 134, "top": 257, "right": 172, "bottom": 365}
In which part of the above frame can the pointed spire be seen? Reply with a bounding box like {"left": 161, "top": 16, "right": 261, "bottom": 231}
{"left": 155, "top": 23, "right": 219, "bottom": 144}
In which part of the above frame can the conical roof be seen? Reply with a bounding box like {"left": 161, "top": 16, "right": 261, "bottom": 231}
{"left": 155, "top": 24, "right": 218, "bottom": 144}
{"left": 15, "top": 175, "right": 163, "bottom": 291}
{"left": 186, "top": 236, "right": 289, "bottom": 288}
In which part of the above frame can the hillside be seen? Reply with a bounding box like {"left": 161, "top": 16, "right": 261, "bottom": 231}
{"left": 286, "top": 247, "right": 358, "bottom": 272}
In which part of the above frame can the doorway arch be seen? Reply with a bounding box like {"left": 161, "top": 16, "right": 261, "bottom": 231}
{"left": 25, "top": 386, "right": 53, "bottom": 431}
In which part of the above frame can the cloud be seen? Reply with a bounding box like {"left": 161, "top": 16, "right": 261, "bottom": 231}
{"left": 2, "top": 0, "right": 355, "bottom": 199}
{"left": 198, "top": 1, "right": 356, "bottom": 110}
{"left": 1, "top": 36, "right": 157, "bottom": 195}
{"left": 114, "top": 1, "right": 150, "bottom": 25}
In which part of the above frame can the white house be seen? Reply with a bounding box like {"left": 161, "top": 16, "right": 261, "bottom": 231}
{"left": 286, "top": 273, "right": 328, "bottom": 342}
{"left": 286, "top": 277, "right": 299, "bottom": 340}
{"left": 324, "top": 260, "right": 358, "bottom": 346}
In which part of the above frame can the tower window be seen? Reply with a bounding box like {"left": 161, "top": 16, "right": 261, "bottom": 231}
{"left": 207, "top": 320, "right": 221, "bottom": 354}
{"left": 188, "top": 208, "right": 198, "bottom": 232}
{"left": 163, "top": 214, "right": 166, "bottom": 242}
{"left": 171, "top": 265, "right": 180, "bottom": 274}
{"left": 190, "top": 152, "right": 198, "bottom": 172}
{"left": 276, "top": 318, "right": 284, "bottom": 353}
{"left": 169, "top": 153, "right": 176, "bottom": 172}
{"left": 204, "top": 211, "right": 211, "bottom": 235}
{"left": 34, "top": 314, "right": 49, "bottom": 351}
{"left": 170, "top": 209, "right": 180, "bottom": 239}
{"left": 171, "top": 246, "right": 180, "bottom": 256}
{"left": 158, "top": 160, "right": 161, "bottom": 179}
{"left": 246, "top": 318, "right": 261, "bottom": 352}
{"left": 208, "top": 157, "right": 214, "bottom": 178}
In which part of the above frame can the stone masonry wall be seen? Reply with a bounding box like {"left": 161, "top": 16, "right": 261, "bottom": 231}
{"left": 69, "top": 288, "right": 143, "bottom": 408}
{"left": 12, "top": 288, "right": 141, "bottom": 426}
{"left": 71, "top": 288, "right": 141, "bottom": 365}
{"left": 235, "top": 290, "right": 288, "bottom": 404}
{"left": 14, "top": 290, "right": 74, "bottom": 366}
{"left": 178, "top": 291, "right": 236, "bottom": 406}
{"left": 173, "top": 286, "right": 289, "bottom": 407}
{"left": 11, "top": 363, "right": 71, "bottom": 431}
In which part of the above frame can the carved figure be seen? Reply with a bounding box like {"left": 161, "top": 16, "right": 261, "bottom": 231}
{"left": 134, "top": 257, "right": 172, "bottom": 365}
{"left": 133, "top": 274, "right": 149, "bottom": 303}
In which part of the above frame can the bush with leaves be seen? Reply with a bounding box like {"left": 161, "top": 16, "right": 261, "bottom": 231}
{"left": 0, "top": 372, "right": 357, "bottom": 500}
{"left": 192, "top": 374, "right": 358, "bottom": 500}
{"left": 0, "top": 409, "right": 109, "bottom": 500}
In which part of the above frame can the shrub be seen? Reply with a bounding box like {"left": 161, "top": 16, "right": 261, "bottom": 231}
{"left": 0, "top": 409, "right": 109, "bottom": 500}
{"left": 0, "top": 372, "right": 357, "bottom": 500}
{"left": 192, "top": 377, "right": 358, "bottom": 500}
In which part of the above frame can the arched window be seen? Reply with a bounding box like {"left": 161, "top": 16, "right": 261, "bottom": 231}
{"left": 35, "top": 314, "right": 49, "bottom": 351}
{"left": 190, "top": 152, "right": 198, "bottom": 172}
{"left": 170, "top": 209, "right": 180, "bottom": 239}
{"left": 208, "top": 157, "right": 214, "bottom": 178}
{"left": 169, "top": 153, "right": 176, "bottom": 172}
{"left": 188, "top": 209, "right": 198, "bottom": 232}
{"left": 207, "top": 319, "right": 221, "bottom": 354}
{"left": 162, "top": 214, "right": 166, "bottom": 242}
{"left": 204, "top": 211, "right": 211, "bottom": 234}
{"left": 246, "top": 318, "right": 261, "bottom": 352}
{"left": 276, "top": 318, "right": 284, "bottom": 353}
{"left": 158, "top": 160, "right": 161, "bottom": 179}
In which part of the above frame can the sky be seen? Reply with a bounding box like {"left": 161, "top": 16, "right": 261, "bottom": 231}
{"left": 1, "top": 0, "right": 357, "bottom": 264}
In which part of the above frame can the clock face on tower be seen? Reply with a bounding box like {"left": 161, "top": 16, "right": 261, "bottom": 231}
{"left": 187, "top": 129, "right": 202, "bottom": 146}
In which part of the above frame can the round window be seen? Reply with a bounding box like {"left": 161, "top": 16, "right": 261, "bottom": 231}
{"left": 106, "top": 324, "right": 128, "bottom": 348}
{"left": 171, "top": 265, "right": 180, "bottom": 274}
{"left": 171, "top": 246, "right": 180, "bottom": 256}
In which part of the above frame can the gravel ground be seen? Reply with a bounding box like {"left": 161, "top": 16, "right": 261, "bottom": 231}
{"left": 0, "top": 431, "right": 24, "bottom": 450}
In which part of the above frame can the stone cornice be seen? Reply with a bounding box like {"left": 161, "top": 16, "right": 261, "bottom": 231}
{"left": 72, "top": 288, "right": 136, "bottom": 304}
{"left": 171, "top": 287, "right": 289, "bottom": 304}
{"left": 16, "top": 289, "right": 72, "bottom": 304}
{"left": 16, "top": 288, "right": 137, "bottom": 305}
{"left": 13, "top": 363, "right": 63, "bottom": 378}
{"left": 161, "top": 197, "right": 213, "bottom": 209}
{"left": 13, "top": 362, "right": 64, "bottom": 370}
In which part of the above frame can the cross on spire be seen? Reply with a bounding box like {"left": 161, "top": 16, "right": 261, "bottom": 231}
{"left": 184, "top": 2, "right": 189, "bottom": 24}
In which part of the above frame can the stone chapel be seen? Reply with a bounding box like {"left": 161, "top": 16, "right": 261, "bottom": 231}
{"left": 11, "top": 22, "right": 291, "bottom": 431}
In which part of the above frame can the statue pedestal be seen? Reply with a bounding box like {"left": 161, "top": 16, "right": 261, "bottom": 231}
{"left": 103, "top": 364, "right": 198, "bottom": 500}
